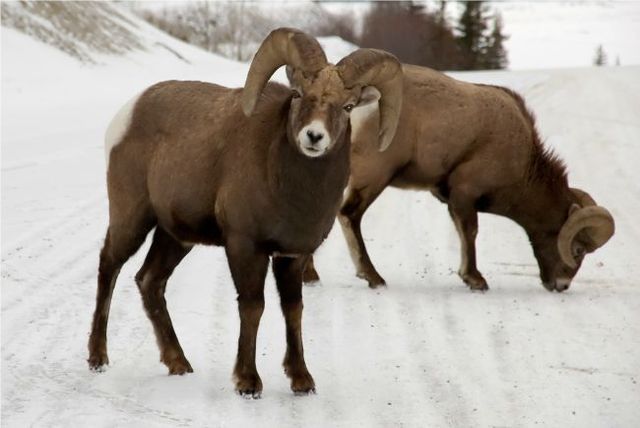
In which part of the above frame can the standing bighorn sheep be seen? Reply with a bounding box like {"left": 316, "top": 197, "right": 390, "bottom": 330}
{"left": 88, "top": 28, "right": 403, "bottom": 397}
{"left": 304, "top": 65, "right": 614, "bottom": 292}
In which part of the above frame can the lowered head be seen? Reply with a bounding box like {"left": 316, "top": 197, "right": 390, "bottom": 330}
{"left": 530, "top": 188, "right": 615, "bottom": 292}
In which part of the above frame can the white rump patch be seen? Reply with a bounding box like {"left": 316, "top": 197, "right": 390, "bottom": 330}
{"left": 104, "top": 93, "right": 140, "bottom": 162}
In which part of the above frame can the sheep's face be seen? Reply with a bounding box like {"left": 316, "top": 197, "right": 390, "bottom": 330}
{"left": 287, "top": 67, "right": 379, "bottom": 158}
{"left": 530, "top": 231, "right": 583, "bottom": 292}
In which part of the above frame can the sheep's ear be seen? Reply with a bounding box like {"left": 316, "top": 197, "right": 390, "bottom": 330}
{"left": 357, "top": 86, "right": 381, "bottom": 108}
{"left": 569, "top": 203, "right": 581, "bottom": 216}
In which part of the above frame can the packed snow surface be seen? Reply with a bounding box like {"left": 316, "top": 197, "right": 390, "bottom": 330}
{"left": 2, "top": 11, "right": 640, "bottom": 428}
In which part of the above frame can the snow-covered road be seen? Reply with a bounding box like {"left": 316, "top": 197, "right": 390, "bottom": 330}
{"left": 2, "top": 27, "right": 639, "bottom": 427}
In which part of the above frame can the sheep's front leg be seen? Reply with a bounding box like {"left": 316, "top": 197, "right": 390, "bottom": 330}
{"left": 273, "top": 256, "right": 316, "bottom": 395}
{"left": 225, "top": 237, "right": 269, "bottom": 398}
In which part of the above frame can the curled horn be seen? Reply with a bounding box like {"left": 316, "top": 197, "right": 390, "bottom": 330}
{"left": 242, "top": 28, "right": 327, "bottom": 116}
{"left": 557, "top": 190, "right": 615, "bottom": 268}
{"left": 337, "top": 49, "right": 403, "bottom": 151}
{"left": 570, "top": 187, "right": 596, "bottom": 207}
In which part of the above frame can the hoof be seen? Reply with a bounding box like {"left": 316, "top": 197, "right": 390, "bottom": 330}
{"left": 162, "top": 351, "right": 193, "bottom": 375}
{"left": 234, "top": 373, "right": 263, "bottom": 399}
{"left": 303, "top": 280, "right": 321, "bottom": 287}
{"left": 290, "top": 373, "right": 316, "bottom": 395}
{"left": 302, "top": 267, "right": 320, "bottom": 284}
{"left": 88, "top": 353, "right": 109, "bottom": 372}
{"left": 284, "top": 363, "right": 316, "bottom": 395}
{"left": 368, "top": 281, "right": 386, "bottom": 289}
{"left": 461, "top": 272, "right": 489, "bottom": 291}
{"left": 167, "top": 358, "right": 193, "bottom": 376}
{"left": 357, "top": 271, "right": 386, "bottom": 289}
{"left": 238, "top": 390, "right": 262, "bottom": 399}
{"left": 89, "top": 363, "right": 108, "bottom": 373}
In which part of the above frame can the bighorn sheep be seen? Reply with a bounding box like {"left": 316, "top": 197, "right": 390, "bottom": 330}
{"left": 304, "top": 65, "right": 614, "bottom": 292}
{"left": 87, "top": 28, "right": 403, "bottom": 397}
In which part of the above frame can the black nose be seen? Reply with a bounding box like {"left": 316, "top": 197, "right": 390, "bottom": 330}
{"left": 306, "top": 130, "right": 324, "bottom": 144}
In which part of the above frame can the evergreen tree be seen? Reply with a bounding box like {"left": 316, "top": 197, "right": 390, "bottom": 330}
{"left": 359, "top": 1, "right": 464, "bottom": 70}
{"left": 436, "top": 0, "right": 447, "bottom": 26}
{"left": 457, "top": 1, "right": 490, "bottom": 70}
{"left": 593, "top": 44, "right": 607, "bottom": 66}
{"left": 483, "top": 13, "right": 508, "bottom": 70}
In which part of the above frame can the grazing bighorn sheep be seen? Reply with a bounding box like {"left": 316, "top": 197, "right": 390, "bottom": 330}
{"left": 304, "top": 65, "right": 614, "bottom": 292}
{"left": 87, "top": 28, "right": 402, "bottom": 397}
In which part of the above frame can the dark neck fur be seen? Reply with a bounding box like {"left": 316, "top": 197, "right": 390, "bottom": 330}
{"left": 270, "top": 134, "right": 350, "bottom": 214}
{"left": 264, "top": 117, "right": 350, "bottom": 249}
{"left": 490, "top": 85, "right": 572, "bottom": 234}
{"left": 506, "top": 142, "right": 572, "bottom": 234}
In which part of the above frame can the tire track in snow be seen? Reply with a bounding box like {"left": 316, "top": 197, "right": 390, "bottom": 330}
{"left": 2, "top": 193, "right": 111, "bottom": 425}
{"left": 1, "top": 193, "right": 105, "bottom": 259}
{"left": 5, "top": 363, "right": 195, "bottom": 427}
{"left": 1, "top": 198, "right": 106, "bottom": 339}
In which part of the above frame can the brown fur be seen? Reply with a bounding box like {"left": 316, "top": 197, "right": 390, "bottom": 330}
{"left": 88, "top": 80, "right": 351, "bottom": 396}
{"left": 488, "top": 85, "right": 568, "bottom": 187}
{"left": 89, "top": 28, "right": 404, "bottom": 396}
{"left": 305, "top": 64, "right": 601, "bottom": 292}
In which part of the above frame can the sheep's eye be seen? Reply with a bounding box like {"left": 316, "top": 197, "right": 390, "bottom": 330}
{"left": 573, "top": 245, "right": 586, "bottom": 258}
{"left": 344, "top": 104, "right": 355, "bottom": 112}
{"left": 291, "top": 90, "right": 301, "bottom": 99}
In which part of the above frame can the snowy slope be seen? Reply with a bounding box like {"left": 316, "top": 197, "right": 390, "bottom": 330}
{"left": 2, "top": 8, "right": 640, "bottom": 428}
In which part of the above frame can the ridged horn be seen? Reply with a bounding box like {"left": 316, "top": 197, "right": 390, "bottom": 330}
{"left": 337, "top": 49, "right": 403, "bottom": 151}
{"left": 570, "top": 187, "right": 596, "bottom": 207}
{"left": 242, "top": 28, "right": 327, "bottom": 116}
{"left": 557, "top": 205, "right": 615, "bottom": 268}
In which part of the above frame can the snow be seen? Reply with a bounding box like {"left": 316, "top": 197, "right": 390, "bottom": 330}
{"left": 315, "top": 36, "right": 359, "bottom": 63}
{"left": 2, "top": 7, "right": 640, "bottom": 428}
{"left": 492, "top": 2, "right": 640, "bottom": 70}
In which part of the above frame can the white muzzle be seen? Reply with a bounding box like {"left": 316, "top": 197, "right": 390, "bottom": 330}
{"left": 297, "top": 120, "right": 332, "bottom": 158}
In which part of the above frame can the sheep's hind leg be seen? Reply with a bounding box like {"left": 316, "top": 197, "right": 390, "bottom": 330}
{"left": 302, "top": 256, "right": 320, "bottom": 285}
{"left": 273, "top": 256, "right": 316, "bottom": 395}
{"left": 448, "top": 195, "right": 488, "bottom": 291}
{"left": 88, "top": 217, "right": 155, "bottom": 371}
{"left": 225, "top": 236, "right": 269, "bottom": 398}
{"left": 135, "top": 227, "right": 193, "bottom": 375}
{"left": 339, "top": 185, "right": 387, "bottom": 288}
